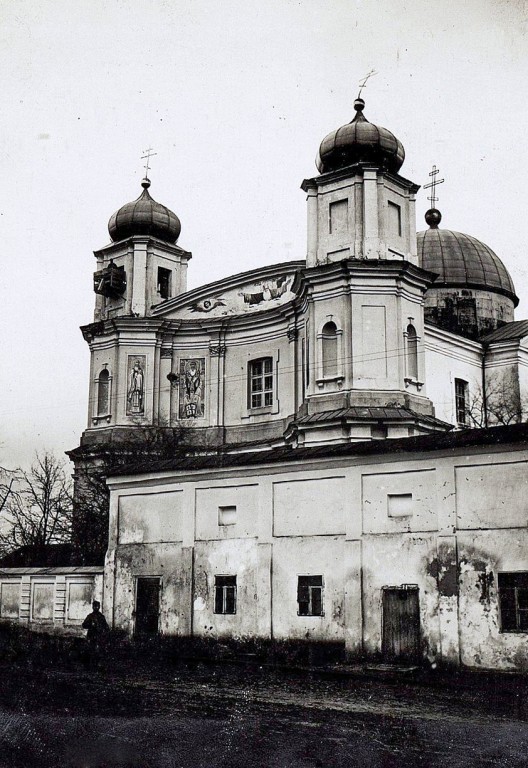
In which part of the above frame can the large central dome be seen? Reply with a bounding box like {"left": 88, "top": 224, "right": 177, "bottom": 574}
{"left": 316, "top": 98, "right": 405, "bottom": 175}
{"left": 108, "top": 179, "right": 181, "bottom": 244}
{"left": 418, "top": 210, "right": 517, "bottom": 304}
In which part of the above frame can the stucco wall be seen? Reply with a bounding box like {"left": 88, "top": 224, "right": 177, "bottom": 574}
{"left": 106, "top": 441, "right": 528, "bottom": 671}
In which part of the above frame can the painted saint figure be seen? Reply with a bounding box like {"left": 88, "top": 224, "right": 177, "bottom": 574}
{"left": 181, "top": 359, "right": 203, "bottom": 418}
{"left": 127, "top": 359, "right": 144, "bottom": 414}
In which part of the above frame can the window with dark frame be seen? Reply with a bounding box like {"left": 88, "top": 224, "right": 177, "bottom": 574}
{"left": 157, "top": 267, "right": 172, "bottom": 299}
{"left": 214, "top": 575, "right": 237, "bottom": 615}
{"left": 248, "top": 357, "right": 273, "bottom": 409}
{"left": 297, "top": 575, "right": 324, "bottom": 616}
{"left": 498, "top": 572, "right": 528, "bottom": 632}
{"left": 454, "top": 378, "right": 468, "bottom": 426}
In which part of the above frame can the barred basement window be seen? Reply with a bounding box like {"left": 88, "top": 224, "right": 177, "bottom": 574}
{"left": 498, "top": 572, "right": 528, "bottom": 632}
{"left": 297, "top": 575, "right": 324, "bottom": 616}
{"left": 214, "top": 575, "right": 237, "bottom": 615}
{"left": 248, "top": 357, "right": 273, "bottom": 409}
{"left": 454, "top": 378, "right": 468, "bottom": 426}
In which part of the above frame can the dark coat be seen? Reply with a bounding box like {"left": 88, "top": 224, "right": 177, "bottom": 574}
{"left": 82, "top": 610, "right": 109, "bottom": 641}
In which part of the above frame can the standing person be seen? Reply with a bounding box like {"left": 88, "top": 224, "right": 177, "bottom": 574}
{"left": 82, "top": 600, "right": 109, "bottom": 667}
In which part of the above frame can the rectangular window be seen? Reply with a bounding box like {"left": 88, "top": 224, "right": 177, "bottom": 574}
{"left": 388, "top": 201, "right": 402, "bottom": 236}
{"left": 218, "top": 505, "right": 237, "bottom": 526}
{"left": 329, "top": 199, "right": 348, "bottom": 235}
{"left": 214, "top": 575, "right": 237, "bottom": 615}
{"left": 297, "top": 575, "right": 324, "bottom": 616}
{"left": 157, "top": 267, "right": 172, "bottom": 299}
{"left": 499, "top": 572, "right": 528, "bottom": 632}
{"left": 248, "top": 357, "right": 273, "bottom": 409}
{"left": 455, "top": 378, "right": 468, "bottom": 426}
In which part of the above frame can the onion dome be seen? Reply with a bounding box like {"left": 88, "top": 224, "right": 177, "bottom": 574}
{"left": 418, "top": 209, "right": 518, "bottom": 305}
{"left": 108, "top": 179, "right": 181, "bottom": 244}
{"left": 316, "top": 98, "right": 405, "bottom": 175}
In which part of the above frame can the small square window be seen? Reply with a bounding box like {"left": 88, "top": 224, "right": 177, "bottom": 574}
{"left": 297, "top": 575, "right": 324, "bottom": 616}
{"left": 218, "top": 506, "right": 237, "bottom": 526}
{"left": 387, "top": 493, "right": 413, "bottom": 518}
{"left": 214, "top": 575, "right": 237, "bottom": 615}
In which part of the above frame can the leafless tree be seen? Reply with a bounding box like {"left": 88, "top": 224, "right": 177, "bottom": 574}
{"left": 71, "top": 422, "right": 197, "bottom": 564}
{"left": 0, "top": 452, "right": 73, "bottom": 558}
{"left": 466, "top": 370, "right": 526, "bottom": 428}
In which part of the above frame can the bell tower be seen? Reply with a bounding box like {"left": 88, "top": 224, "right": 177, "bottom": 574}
{"left": 295, "top": 98, "right": 447, "bottom": 443}
{"left": 93, "top": 178, "right": 191, "bottom": 321}
{"left": 302, "top": 98, "right": 419, "bottom": 267}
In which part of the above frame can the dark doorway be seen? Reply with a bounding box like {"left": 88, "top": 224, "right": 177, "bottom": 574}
{"left": 382, "top": 585, "right": 420, "bottom": 663}
{"left": 135, "top": 577, "right": 161, "bottom": 636}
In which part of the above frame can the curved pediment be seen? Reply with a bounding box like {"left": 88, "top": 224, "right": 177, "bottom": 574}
{"left": 152, "top": 261, "right": 303, "bottom": 320}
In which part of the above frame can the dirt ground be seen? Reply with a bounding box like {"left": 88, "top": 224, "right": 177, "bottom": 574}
{"left": 1, "top": 656, "right": 528, "bottom": 767}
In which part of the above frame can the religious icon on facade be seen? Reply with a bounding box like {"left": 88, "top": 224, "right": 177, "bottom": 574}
{"left": 179, "top": 358, "right": 205, "bottom": 419}
{"left": 126, "top": 356, "right": 146, "bottom": 415}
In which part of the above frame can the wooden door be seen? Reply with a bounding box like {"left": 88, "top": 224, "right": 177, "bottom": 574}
{"left": 135, "top": 578, "right": 161, "bottom": 636}
{"left": 382, "top": 586, "right": 420, "bottom": 663}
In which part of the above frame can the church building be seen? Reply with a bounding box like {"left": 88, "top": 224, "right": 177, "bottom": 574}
{"left": 3, "top": 98, "right": 528, "bottom": 671}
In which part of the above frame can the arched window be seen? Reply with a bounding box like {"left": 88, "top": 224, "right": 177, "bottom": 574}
{"left": 322, "top": 322, "right": 338, "bottom": 378}
{"left": 406, "top": 324, "right": 418, "bottom": 380}
{"left": 97, "top": 368, "right": 110, "bottom": 415}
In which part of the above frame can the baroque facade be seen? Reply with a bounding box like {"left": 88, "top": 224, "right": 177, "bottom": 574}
{"left": 3, "top": 98, "right": 528, "bottom": 670}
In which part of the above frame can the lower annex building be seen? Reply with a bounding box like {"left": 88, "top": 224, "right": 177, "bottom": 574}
{"left": 3, "top": 97, "right": 528, "bottom": 671}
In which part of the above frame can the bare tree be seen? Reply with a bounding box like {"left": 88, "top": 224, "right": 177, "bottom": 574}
{"left": 71, "top": 422, "right": 198, "bottom": 564}
{"left": 466, "top": 369, "right": 526, "bottom": 428}
{"left": 0, "top": 452, "right": 73, "bottom": 558}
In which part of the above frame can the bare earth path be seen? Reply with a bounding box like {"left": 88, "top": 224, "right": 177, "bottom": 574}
{"left": 1, "top": 661, "right": 528, "bottom": 767}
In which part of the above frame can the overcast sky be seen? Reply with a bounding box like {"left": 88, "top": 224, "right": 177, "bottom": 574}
{"left": 0, "top": 0, "right": 526, "bottom": 469}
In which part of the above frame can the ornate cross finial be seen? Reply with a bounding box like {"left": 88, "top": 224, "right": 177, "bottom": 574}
{"left": 141, "top": 147, "right": 157, "bottom": 179}
{"left": 357, "top": 69, "right": 378, "bottom": 99}
{"left": 423, "top": 164, "right": 445, "bottom": 208}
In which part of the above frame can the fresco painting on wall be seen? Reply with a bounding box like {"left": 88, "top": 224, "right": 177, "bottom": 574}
{"left": 179, "top": 358, "right": 205, "bottom": 419}
{"left": 126, "top": 356, "right": 146, "bottom": 416}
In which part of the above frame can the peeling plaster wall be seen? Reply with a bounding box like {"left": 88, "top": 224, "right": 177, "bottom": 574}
{"left": 272, "top": 536, "right": 345, "bottom": 642}
{"left": 106, "top": 444, "right": 528, "bottom": 671}
{"left": 193, "top": 539, "right": 258, "bottom": 639}
{"left": 361, "top": 534, "right": 440, "bottom": 659}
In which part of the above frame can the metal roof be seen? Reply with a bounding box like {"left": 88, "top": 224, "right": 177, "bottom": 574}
{"left": 417, "top": 227, "right": 518, "bottom": 305}
{"left": 111, "top": 423, "right": 528, "bottom": 479}
{"left": 481, "top": 319, "right": 528, "bottom": 343}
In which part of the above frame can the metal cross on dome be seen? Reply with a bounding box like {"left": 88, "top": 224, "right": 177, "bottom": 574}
{"left": 357, "top": 69, "right": 378, "bottom": 99}
{"left": 423, "top": 165, "right": 445, "bottom": 208}
{"left": 141, "top": 147, "right": 157, "bottom": 179}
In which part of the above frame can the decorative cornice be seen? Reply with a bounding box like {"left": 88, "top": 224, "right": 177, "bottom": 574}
{"left": 209, "top": 345, "right": 227, "bottom": 357}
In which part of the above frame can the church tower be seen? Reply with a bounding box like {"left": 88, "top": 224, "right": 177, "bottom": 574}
{"left": 83, "top": 178, "right": 191, "bottom": 432}
{"left": 93, "top": 178, "right": 191, "bottom": 321}
{"left": 295, "top": 99, "right": 448, "bottom": 442}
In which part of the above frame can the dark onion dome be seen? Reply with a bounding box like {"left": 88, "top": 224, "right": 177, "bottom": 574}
{"left": 418, "top": 209, "right": 518, "bottom": 305}
{"left": 108, "top": 179, "right": 181, "bottom": 244}
{"left": 316, "top": 98, "right": 405, "bottom": 175}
